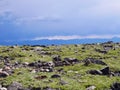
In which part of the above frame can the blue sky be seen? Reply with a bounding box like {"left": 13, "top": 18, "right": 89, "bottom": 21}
{"left": 0, "top": 0, "right": 120, "bottom": 41}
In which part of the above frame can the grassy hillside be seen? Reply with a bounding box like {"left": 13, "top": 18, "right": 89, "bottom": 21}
{"left": 0, "top": 41, "right": 120, "bottom": 90}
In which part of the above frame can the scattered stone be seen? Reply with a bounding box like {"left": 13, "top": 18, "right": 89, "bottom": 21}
{"left": 43, "top": 87, "right": 57, "bottom": 90}
{"left": 52, "top": 56, "right": 63, "bottom": 66}
{"left": 53, "top": 56, "right": 80, "bottom": 67}
{"left": 34, "top": 47, "right": 43, "bottom": 51}
{"left": 7, "top": 82, "right": 23, "bottom": 90}
{"left": 31, "top": 69, "right": 36, "bottom": 73}
{"left": 88, "top": 67, "right": 110, "bottom": 75}
{"left": 3, "top": 66, "right": 11, "bottom": 71}
{"left": 31, "top": 87, "right": 41, "bottom": 90}
{"left": 59, "top": 80, "right": 68, "bottom": 85}
{"left": 28, "top": 62, "right": 35, "bottom": 67}
{"left": 35, "top": 75, "right": 47, "bottom": 80}
{"left": 57, "top": 68, "right": 64, "bottom": 73}
{"left": 100, "top": 67, "right": 110, "bottom": 75}
{"left": 95, "top": 49, "right": 108, "bottom": 54}
{"left": 110, "top": 82, "right": 120, "bottom": 90}
{"left": 52, "top": 56, "right": 61, "bottom": 62}
{"left": 17, "top": 71, "right": 24, "bottom": 75}
{"left": 31, "top": 87, "right": 60, "bottom": 90}
{"left": 0, "top": 71, "right": 9, "bottom": 78}
{"left": 23, "top": 62, "right": 29, "bottom": 66}
{"left": 112, "top": 71, "right": 120, "bottom": 76}
{"left": 0, "top": 87, "right": 7, "bottom": 90}
{"left": 51, "top": 74, "right": 61, "bottom": 78}
{"left": 83, "top": 58, "right": 107, "bottom": 66}
{"left": 86, "top": 85, "right": 96, "bottom": 90}
{"left": 64, "top": 58, "right": 79, "bottom": 65}
{"left": 88, "top": 70, "right": 102, "bottom": 75}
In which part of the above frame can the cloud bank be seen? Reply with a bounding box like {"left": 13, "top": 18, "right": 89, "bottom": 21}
{"left": 1, "top": 0, "right": 120, "bottom": 24}
{"left": 33, "top": 35, "right": 120, "bottom": 40}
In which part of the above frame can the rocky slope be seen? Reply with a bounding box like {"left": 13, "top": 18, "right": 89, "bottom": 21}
{"left": 0, "top": 41, "right": 120, "bottom": 90}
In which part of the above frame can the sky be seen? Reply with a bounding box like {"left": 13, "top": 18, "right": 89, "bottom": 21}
{"left": 0, "top": 0, "right": 120, "bottom": 41}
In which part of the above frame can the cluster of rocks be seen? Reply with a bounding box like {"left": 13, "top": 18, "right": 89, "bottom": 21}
{"left": 95, "top": 49, "right": 108, "bottom": 54}
{"left": 82, "top": 58, "right": 107, "bottom": 66}
{"left": 0, "top": 56, "right": 14, "bottom": 63}
{"left": 88, "top": 67, "right": 110, "bottom": 75}
{"left": 88, "top": 66, "right": 120, "bottom": 76}
{"left": 27, "top": 56, "right": 80, "bottom": 73}
{"left": 86, "top": 82, "right": 120, "bottom": 90}
{"left": 0, "top": 55, "right": 80, "bottom": 79}
{"left": 0, "top": 65, "right": 15, "bottom": 78}
{"left": 0, "top": 84, "right": 7, "bottom": 90}
{"left": 1, "top": 81, "right": 120, "bottom": 90}
{"left": 94, "top": 41, "right": 119, "bottom": 54}
{"left": 28, "top": 60, "right": 54, "bottom": 72}
{"left": 0, "top": 82, "right": 60, "bottom": 90}
{"left": 53, "top": 56, "right": 79, "bottom": 67}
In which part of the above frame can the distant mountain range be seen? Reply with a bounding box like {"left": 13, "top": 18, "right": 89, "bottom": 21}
{"left": 0, "top": 38, "right": 120, "bottom": 46}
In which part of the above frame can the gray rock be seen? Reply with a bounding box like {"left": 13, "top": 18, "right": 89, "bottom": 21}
{"left": 7, "top": 82, "right": 23, "bottom": 90}
{"left": 86, "top": 86, "right": 96, "bottom": 90}
{"left": 59, "top": 80, "right": 68, "bottom": 85}
{"left": 0, "top": 71, "right": 9, "bottom": 78}
{"left": 0, "top": 87, "right": 7, "bottom": 90}
{"left": 113, "top": 71, "right": 120, "bottom": 76}
{"left": 83, "top": 58, "right": 107, "bottom": 66}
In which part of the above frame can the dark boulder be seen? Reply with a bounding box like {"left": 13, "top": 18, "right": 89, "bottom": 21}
{"left": 100, "top": 67, "right": 110, "bottom": 75}
{"left": 0, "top": 71, "right": 9, "bottom": 78}
{"left": 88, "top": 70, "right": 102, "bottom": 75}
{"left": 88, "top": 67, "right": 110, "bottom": 75}
{"left": 31, "top": 87, "right": 41, "bottom": 90}
{"left": 53, "top": 56, "right": 61, "bottom": 62}
{"left": 52, "top": 56, "right": 63, "bottom": 66}
{"left": 64, "top": 58, "right": 79, "bottom": 64}
{"left": 110, "top": 82, "right": 120, "bottom": 90}
{"left": 83, "top": 58, "right": 107, "bottom": 66}
{"left": 28, "top": 62, "right": 35, "bottom": 67}
{"left": 51, "top": 74, "right": 61, "bottom": 78}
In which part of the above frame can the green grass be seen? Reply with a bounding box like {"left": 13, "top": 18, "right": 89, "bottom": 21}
{"left": 1, "top": 43, "right": 120, "bottom": 90}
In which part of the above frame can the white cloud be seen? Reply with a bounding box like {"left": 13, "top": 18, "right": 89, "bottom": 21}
{"left": 33, "top": 35, "right": 81, "bottom": 40}
{"left": 1, "top": 0, "right": 120, "bottom": 21}
{"left": 1, "top": 0, "right": 120, "bottom": 27}
{"left": 79, "top": 0, "right": 120, "bottom": 18}
{"left": 32, "top": 35, "right": 120, "bottom": 40}
{"left": 13, "top": 16, "right": 61, "bottom": 25}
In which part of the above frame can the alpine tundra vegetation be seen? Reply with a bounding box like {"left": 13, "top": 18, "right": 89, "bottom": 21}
{"left": 0, "top": 41, "right": 120, "bottom": 90}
